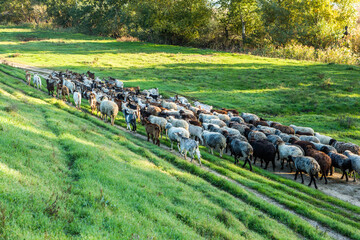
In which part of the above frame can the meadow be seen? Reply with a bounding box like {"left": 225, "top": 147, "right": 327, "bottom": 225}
{"left": 1, "top": 25, "right": 360, "bottom": 239}
{"left": 0, "top": 25, "right": 359, "bottom": 145}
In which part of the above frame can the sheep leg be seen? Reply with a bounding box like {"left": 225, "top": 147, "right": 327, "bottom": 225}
{"left": 344, "top": 171, "right": 349, "bottom": 182}
{"left": 234, "top": 156, "right": 237, "bottom": 165}
{"left": 281, "top": 159, "right": 284, "bottom": 170}
{"left": 300, "top": 171, "right": 304, "bottom": 184}
{"left": 264, "top": 161, "right": 269, "bottom": 170}
{"left": 354, "top": 171, "right": 357, "bottom": 182}
{"left": 183, "top": 150, "right": 187, "bottom": 160}
{"left": 177, "top": 143, "right": 181, "bottom": 153}
{"left": 272, "top": 160, "right": 275, "bottom": 171}
{"left": 312, "top": 176, "right": 318, "bottom": 189}
{"left": 247, "top": 157, "right": 253, "bottom": 171}
{"left": 211, "top": 148, "right": 214, "bottom": 155}
{"left": 340, "top": 171, "right": 345, "bottom": 179}
{"left": 253, "top": 157, "right": 257, "bottom": 164}
{"left": 323, "top": 171, "right": 328, "bottom": 184}
{"left": 260, "top": 159, "right": 263, "bottom": 167}
{"left": 147, "top": 133, "right": 150, "bottom": 142}
{"left": 294, "top": 171, "right": 298, "bottom": 180}
{"left": 330, "top": 166, "right": 334, "bottom": 176}
{"left": 220, "top": 148, "right": 223, "bottom": 158}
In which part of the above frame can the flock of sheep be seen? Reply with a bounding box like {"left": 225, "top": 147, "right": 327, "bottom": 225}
{"left": 26, "top": 69, "right": 360, "bottom": 189}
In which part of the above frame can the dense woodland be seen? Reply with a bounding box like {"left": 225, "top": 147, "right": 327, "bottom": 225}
{"left": 1, "top": 1, "right": 360, "bottom": 62}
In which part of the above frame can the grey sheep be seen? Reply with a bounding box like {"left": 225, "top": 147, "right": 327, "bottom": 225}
{"left": 228, "top": 138, "right": 253, "bottom": 170}
{"left": 289, "top": 156, "right": 321, "bottom": 189}
{"left": 315, "top": 132, "right": 333, "bottom": 145}
{"left": 344, "top": 150, "right": 360, "bottom": 182}
{"left": 100, "top": 100, "right": 119, "bottom": 126}
{"left": 276, "top": 130, "right": 300, "bottom": 143}
{"left": 230, "top": 116, "right": 245, "bottom": 124}
{"left": 322, "top": 147, "right": 352, "bottom": 181}
{"left": 202, "top": 131, "right": 227, "bottom": 157}
{"left": 168, "top": 116, "right": 189, "bottom": 131}
{"left": 176, "top": 133, "right": 201, "bottom": 165}
{"left": 241, "top": 112, "right": 260, "bottom": 123}
{"left": 189, "top": 124, "right": 204, "bottom": 145}
{"left": 245, "top": 129, "right": 267, "bottom": 141}
{"left": 204, "top": 118, "right": 227, "bottom": 127}
{"left": 310, "top": 141, "right": 337, "bottom": 153}
{"left": 329, "top": 139, "right": 360, "bottom": 155}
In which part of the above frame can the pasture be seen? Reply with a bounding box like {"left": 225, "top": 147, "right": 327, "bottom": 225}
{"left": 1, "top": 25, "right": 360, "bottom": 240}
{"left": 0, "top": 25, "right": 360, "bottom": 145}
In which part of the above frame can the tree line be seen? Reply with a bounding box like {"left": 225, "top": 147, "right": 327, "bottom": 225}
{"left": 0, "top": 0, "right": 358, "bottom": 49}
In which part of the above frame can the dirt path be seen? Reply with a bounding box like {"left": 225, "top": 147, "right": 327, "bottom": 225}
{"left": 0, "top": 60, "right": 358, "bottom": 240}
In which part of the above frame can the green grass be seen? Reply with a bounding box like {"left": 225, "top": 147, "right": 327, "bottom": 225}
{"left": 0, "top": 25, "right": 360, "bottom": 145}
{"left": 0, "top": 65, "right": 335, "bottom": 240}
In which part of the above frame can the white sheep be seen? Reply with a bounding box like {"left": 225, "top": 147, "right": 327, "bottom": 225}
{"left": 278, "top": 141, "right": 304, "bottom": 171}
{"left": 299, "top": 135, "right": 320, "bottom": 143}
{"left": 148, "top": 115, "right": 167, "bottom": 138}
{"left": 257, "top": 125, "right": 277, "bottom": 135}
{"left": 73, "top": 90, "right": 82, "bottom": 110}
{"left": 310, "top": 141, "right": 337, "bottom": 153}
{"left": 168, "top": 116, "right": 189, "bottom": 130}
{"left": 199, "top": 113, "right": 219, "bottom": 123}
{"left": 100, "top": 100, "right": 119, "bottom": 126}
{"left": 161, "top": 100, "right": 177, "bottom": 110}
{"left": 166, "top": 123, "right": 190, "bottom": 150}
{"left": 213, "top": 112, "right": 231, "bottom": 122}
{"left": 241, "top": 113, "right": 260, "bottom": 123}
{"left": 194, "top": 101, "right": 212, "bottom": 112}
{"left": 33, "top": 74, "right": 42, "bottom": 89}
{"left": 289, "top": 124, "right": 315, "bottom": 136}
{"left": 204, "top": 118, "right": 226, "bottom": 127}
{"left": 315, "top": 132, "right": 333, "bottom": 145}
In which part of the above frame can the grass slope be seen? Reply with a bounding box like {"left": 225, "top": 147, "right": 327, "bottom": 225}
{"left": 0, "top": 25, "right": 360, "bottom": 144}
{"left": 2, "top": 63, "right": 360, "bottom": 239}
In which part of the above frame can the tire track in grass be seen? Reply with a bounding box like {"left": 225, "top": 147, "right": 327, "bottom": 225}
{"left": 0, "top": 64, "right": 356, "bottom": 240}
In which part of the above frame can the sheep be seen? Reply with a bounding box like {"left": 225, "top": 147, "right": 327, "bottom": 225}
{"left": 207, "top": 124, "right": 229, "bottom": 136}
{"left": 321, "top": 147, "right": 352, "bottom": 181}
{"left": 123, "top": 108, "right": 137, "bottom": 132}
{"left": 250, "top": 120, "right": 269, "bottom": 127}
{"left": 213, "top": 112, "right": 231, "bottom": 122}
{"left": 204, "top": 119, "right": 226, "bottom": 128}
{"left": 289, "top": 156, "right": 321, "bottom": 189}
{"left": 202, "top": 131, "right": 226, "bottom": 157}
{"left": 228, "top": 122, "right": 249, "bottom": 135}
{"left": 329, "top": 139, "right": 360, "bottom": 155}
{"left": 168, "top": 116, "right": 189, "bottom": 131}
{"left": 189, "top": 124, "right": 204, "bottom": 145}
{"left": 276, "top": 131, "right": 300, "bottom": 143}
{"left": 142, "top": 119, "right": 161, "bottom": 146}
{"left": 176, "top": 133, "right": 201, "bottom": 165}
{"left": 228, "top": 138, "right": 253, "bottom": 170}
{"left": 289, "top": 140, "right": 316, "bottom": 152}
{"left": 147, "top": 105, "right": 161, "bottom": 116}
{"left": 271, "top": 123, "right": 295, "bottom": 135}
{"left": 277, "top": 141, "right": 304, "bottom": 171}
{"left": 100, "top": 100, "right": 119, "bottom": 126}
{"left": 188, "top": 120, "right": 202, "bottom": 127}
{"left": 26, "top": 71, "right": 31, "bottom": 85}
{"left": 311, "top": 141, "right": 337, "bottom": 153}
{"left": 161, "top": 100, "right": 177, "bottom": 110}
{"left": 61, "top": 86, "right": 70, "bottom": 102}
{"left": 343, "top": 150, "right": 360, "bottom": 182}
{"left": 304, "top": 145, "right": 332, "bottom": 184}
{"left": 63, "top": 79, "right": 75, "bottom": 93}
{"left": 115, "top": 79, "right": 123, "bottom": 88}
{"left": 241, "top": 113, "right": 260, "bottom": 123}
{"left": 230, "top": 116, "right": 245, "bottom": 123}
{"left": 166, "top": 123, "right": 190, "bottom": 151}
{"left": 33, "top": 74, "right": 42, "bottom": 89}
{"left": 194, "top": 101, "right": 212, "bottom": 112}
{"left": 73, "top": 90, "right": 82, "bottom": 110}
{"left": 299, "top": 135, "right": 320, "bottom": 143}
{"left": 267, "top": 134, "right": 283, "bottom": 146}
{"left": 199, "top": 113, "right": 219, "bottom": 123}
{"left": 46, "top": 79, "right": 55, "bottom": 96}
{"left": 244, "top": 129, "right": 267, "bottom": 141}
{"left": 222, "top": 127, "right": 241, "bottom": 137}
{"left": 289, "top": 124, "right": 315, "bottom": 136}
{"left": 250, "top": 140, "right": 277, "bottom": 171}
{"left": 148, "top": 115, "right": 167, "bottom": 138}
{"left": 256, "top": 125, "right": 277, "bottom": 134}
{"left": 89, "top": 93, "right": 97, "bottom": 114}
{"left": 315, "top": 132, "right": 333, "bottom": 145}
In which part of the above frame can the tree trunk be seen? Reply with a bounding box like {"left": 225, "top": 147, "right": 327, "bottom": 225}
{"left": 242, "top": 18, "right": 246, "bottom": 44}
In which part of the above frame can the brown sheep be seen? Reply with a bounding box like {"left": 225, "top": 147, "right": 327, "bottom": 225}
{"left": 147, "top": 105, "right": 161, "bottom": 116}
{"left": 271, "top": 123, "right": 295, "bottom": 135}
{"left": 142, "top": 118, "right": 161, "bottom": 146}
{"left": 289, "top": 139, "right": 316, "bottom": 152}
{"left": 222, "top": 108, "right": 239, "bottom": 115}
{"left": 211, "top": 109, "right": 228, "bottom": 115}
{"left": 89, "top": 93, "right": 97, "bottom": 114}
{"left": 305, "top": 145, "right": 332, "bottom": 184}
{"left": 26, "top": 71, "right": 31, "bottom": 85}
{"left": 61, "top": 86, "right": 70, "bottom": 102}
{"left": 189, "top": 120, "right": 202, "bottom": 127}
{"left": 250, "top": 120, "right": 269, "bottom": 127}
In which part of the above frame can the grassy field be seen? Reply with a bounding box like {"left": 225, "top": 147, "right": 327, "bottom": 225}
{"left": 1, "top": 25, "right": 360, "bottom": 239}
{"left": 0, "top": 25, "right": 360, "bottom": 145}
{"left": 1, "top": 62, "right": 360, "bottom": 239}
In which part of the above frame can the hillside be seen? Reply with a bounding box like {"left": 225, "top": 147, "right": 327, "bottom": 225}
{"left": 0, "top": 25, "right": 359, "bottom": 145}
{"left": 1, "top": 25, "right": 360, "bottom": 240}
